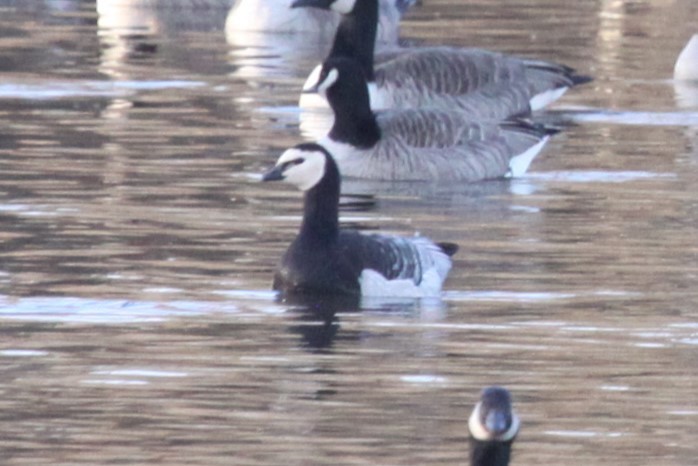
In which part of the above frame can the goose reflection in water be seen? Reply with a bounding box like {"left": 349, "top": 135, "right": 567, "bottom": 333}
{"left": 281, "top": 293, "right": 354, "bottom": 351}
{"left": 281, "top": 292, "right": 447, "bottom": 351}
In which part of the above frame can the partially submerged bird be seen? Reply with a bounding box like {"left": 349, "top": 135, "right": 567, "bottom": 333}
{"left": 295, "top": 0, "right": 591, "bottom": 119}
{"left": 307, "top": 57, "right": 556, "bottom": 181}
{"left": 468, "top": 386, "right": 521, "bottom": 466}
{"left": 226, "top": 0, "right": 418, "bottom": 44}
{"left": 262, "top": 142, "right": 457, "bottom": 297}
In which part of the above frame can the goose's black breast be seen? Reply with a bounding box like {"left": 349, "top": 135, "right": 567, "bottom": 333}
{"left": 273, "top": 236, "right": 363, "bottom": 296}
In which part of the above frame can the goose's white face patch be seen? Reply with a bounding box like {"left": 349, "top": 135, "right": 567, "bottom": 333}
{"left": 276, "top": 148, "right": 326, "bottom": 191}
{"left": 331, "top": 0, "right": 356, "bottom": 14}
{"left": 468, "top": 402, "right": 520, "bottom": 442}
{"left": 317, "top": 68, "right": 339, "bottom": 97}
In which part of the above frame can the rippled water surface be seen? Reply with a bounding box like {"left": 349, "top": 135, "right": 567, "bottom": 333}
{"left": 0, "top": 1, "right": 696, "bottom": 465}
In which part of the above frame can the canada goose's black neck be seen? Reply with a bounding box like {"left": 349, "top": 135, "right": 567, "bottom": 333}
{"left": 328, "top": 0, "right": 378, "bottom": 81}
{"left": 325, "top": 60, "right": 381, "bottom": 149}
{"left": 470, "top": 438, "right": 513, "bottom": 466}
{"left": 299, "top": 155, "right": 340, "bottom": 245}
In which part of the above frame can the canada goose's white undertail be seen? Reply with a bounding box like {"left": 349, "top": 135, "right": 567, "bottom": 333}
{"left": 294, "top": 0, "right": 592, "bottom": 119}
{"left": 306, "top": 57, "right": 557, "bottom": 181}
{"left": 262, "top": 143, "right": 457, "bottom": 297}
{"left": 468, "top": 387, "right": 520, "bottom": 466}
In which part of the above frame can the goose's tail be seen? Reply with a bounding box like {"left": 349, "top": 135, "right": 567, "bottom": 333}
{"left": 437, "top": 242, "right": 459, "bottom": 257}
{"left": 500, "top": 119, "right": 560, "bottom": 177}
{"left": 523, "top": 59, "right": 593, "bottom": 111}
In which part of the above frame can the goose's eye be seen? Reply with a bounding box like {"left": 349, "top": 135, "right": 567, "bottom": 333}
{"left": 282, "top": 158, "right": 305, "bottom": 170}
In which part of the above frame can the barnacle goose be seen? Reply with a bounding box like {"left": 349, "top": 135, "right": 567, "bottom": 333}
{"left": 262, "top": 142, "right": 457, "bottom": 297}
{"left": 469, "top": 386, "right": 521, "bottom": 466}
{"left": 307, "top": 57, "right": 557, "bottom": 181}
{"left": 226, "top": 0, "right": 417, "bottom": 44}
{"left": 294, "top": 0, "right": 591, "bottom": 119}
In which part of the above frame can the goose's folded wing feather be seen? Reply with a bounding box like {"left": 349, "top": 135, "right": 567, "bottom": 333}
{"left": 337, "top": 231, "right": 451, "bottom": 285}
{"left": 342, "top": 110, "right": 542, "bottom": 181}
{"left": 375, "top": 47, "right": 527, "bottom": 95}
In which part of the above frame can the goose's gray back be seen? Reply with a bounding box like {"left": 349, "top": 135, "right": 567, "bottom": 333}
{"left": 370, "top": 46, "right": 582, "bottom": 119}
{"left": 350, "top": 233, "right": 451, "bottom": 283}
{"left": 372, "top": 47, "right": 535, "bottom": 119}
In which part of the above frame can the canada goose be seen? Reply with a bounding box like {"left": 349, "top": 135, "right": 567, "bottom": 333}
{"left": 262, "top": 142, "right": 458, "bottom": 297}
{"left": 469, "top": 386, "right": 520, "bottom": 466}
{"left": 226, "top": 0, "right": 417, "bottom": 44}
{"left": 294, "top": 0, "right": 591, "bottom": 119}
{"left": 307, "top": 57, "right": 556, "bottom": 181}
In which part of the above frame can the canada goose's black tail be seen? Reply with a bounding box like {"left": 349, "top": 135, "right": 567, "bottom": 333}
{"left": 523, "top": 59, "right": 593, "bottom": 111}
{"left": 524, "top": 60, "right": 594, "bottom": 87}
{"left": 500, "top": 118, "right": 561, "bottom": 138}
{"left": 569, "top": 73, "right": 593, "bottom": 86}
{"left": 437, "top": 242, "right": 459, "bottom": 257}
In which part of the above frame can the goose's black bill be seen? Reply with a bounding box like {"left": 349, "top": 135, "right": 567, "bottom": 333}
{"left": 262, "top": 165, "right": 285, "bottom": 182}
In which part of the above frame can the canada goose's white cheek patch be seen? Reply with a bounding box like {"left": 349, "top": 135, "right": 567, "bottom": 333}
{"left": 317, "top": 68, "right": 339, "bottom": 96}
{"left": 302, "top": 65, "right": 323, "bottom": 93}
{"left": 332, "top": 0, "right": 357, "bottom": 15}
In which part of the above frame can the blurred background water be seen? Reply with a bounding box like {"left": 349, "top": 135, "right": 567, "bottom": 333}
{"left": 0, "top": 0, "right": 696, "bottom": 465}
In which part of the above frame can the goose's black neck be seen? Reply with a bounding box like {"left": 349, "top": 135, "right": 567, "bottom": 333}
{"left": 328, "top": 0, "right": 378, "bottom": 81}
{"left": 299, "top": 155, "right": 341, "bottom": 246}
{"left": 470, "top": 439, "right": 513, "bottom": 466}
{"left": 325, "top": 59, "right": 381, "bottom": 149}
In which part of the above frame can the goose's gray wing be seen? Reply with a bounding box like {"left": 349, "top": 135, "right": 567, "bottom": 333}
{"left": 338, "top": 231, "right": 453, "bottom": 287}
{"left": 373, "top": 47, "right": 591, "bottom": 116}
{"left": 373, "top": 47, "right": 533, "bottom": 118}
{"left": 376, "top": 47, "right": 526, "bottom": 94}
{"left": 338, "top": 110, "right": 551, "bottom": 181}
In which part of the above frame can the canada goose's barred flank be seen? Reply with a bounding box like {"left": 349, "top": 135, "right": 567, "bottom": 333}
{"left": 309, "top": 57, "right": 557, "bottom": 181}
{"left": 295, "top": 0, "right": 592, "bottom": 119}
{"left": 371, "top": 48, "right": 533, "bottom": 118}
{"left": 262, "top": 143, "right": 457, "bottom": 297}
